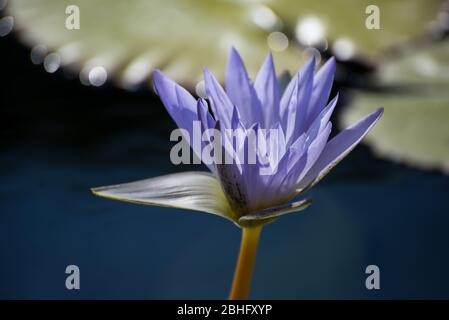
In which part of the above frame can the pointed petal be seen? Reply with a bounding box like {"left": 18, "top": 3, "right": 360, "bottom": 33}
{"left": 271, "top": 122, "right": 331, "bottom": 197}
{"left": 215, "top": 120, "right": 248, "bottom": 215}
{"left": 282, "top": 75, "right": 298, "bottom": 142}
{"left": 297, "top": 108, "right": 384, "bottom": 192}
{"left": 196, "top": 99, "right": 217, "bottom": 174}
{"left": 260, "top": 144, "right": 306, "bottom": 204}
{"left": 225, "top": 48, "right": 262, "bottom": 127}
{"left": 197, "top": 98, "right": 215, "bottom": 131}
{"left": 307, "top": 57, "right": 336, "bottom": 124}
{"left": 291, "top": 94, "right": 337, "bottom": 166}
{"left": 153, "top": 70, "right": 206, "bottom": 167}
{"left": 92, "top": 171, "right": 236, "bottom": 221}
{"left": 306, "top": 93, "right": 338, "bottom": 141}
{"left": 230, "top": 106, "right": 247, "bottom": 164}
{"left": 241, "top": 123, "right": 264, "bottom": 208}
{"left": 260, "top": 119, "right": 331, "bottom": 203}
{"left": 280, "top": 57, "right": 315, "bottom": 118}
{"left": 281, "top": 57, "right": 315, "bottom": 144}
{"left": 254, "top": 53, "right": 280, "bottom": 128}
{"left": 279, "top": 70, "right": 297, "bottom": 115}
{"left": 204, "top": 67, "right": 233, "bottom": 129}
{"left": 271, "top": 122, "right": 287, "bottom": 161}
{"left": 153, "top": 69, "right": 197, "bottom": 131}
{"left": 231, "top": 105, "right": 242, "bottom": 130}
{"left": 295, "top": 121, "right": 332, "bottom": 183}
{"left": 239, "top": 198, "right": 312, "bottom": 223}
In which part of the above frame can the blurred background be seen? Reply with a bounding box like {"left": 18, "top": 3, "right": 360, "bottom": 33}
{"left": 1, "top": 0, "right": 449, "bottom": 299}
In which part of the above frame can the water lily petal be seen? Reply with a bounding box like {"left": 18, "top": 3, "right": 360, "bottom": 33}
{"left": 196, "top": 99, "right": 217, "bottom": 174}
{"left": 295, "top": 121, "right": 332, "bottom": 183}
{"left": 240, "top": 123, "right": 266, "bottom": 208}
{"left": 226, "top": 48, "right": 262, "bottom": 127}
{"left": 239, "top": 198, "right": 312, "bottom": 223}
{"left": 307, "top": 57, "right": 336, "bottom": 125}
{"left": 254, "top": 53, "right": 280, "bottom": 128}
{"left": 280, "top": 61, "right": 307, "bottom": 112}
{"left": 272, "top": 122, "right": 331, "bottom": 198}
{"left": 296, "top": 108, "right": 384, "bottom": 192}
{"left": 204, "top": 67, "right": 233, "bottom": 128}
{"left": 215, "top": 120, "right": 248, "bottom": 215}
{"left": 305, "top": 93, "right": 338, "bottom": 144}
{"left": 153, "top": 69, "right": 198, "bottom": 130}
{"left": 153, "top": 70, "right": 204, "bottom": 161}
{"left": 279, "top": 57, "right": 315, "bottom": 115}
{"left": 229, "top": 106, "right": 247, "bottom": 165}
{"left": 258, "top": 143, "right": 307, "bottom": 209}
{"left": 92, "top": 171, "right": 235, "bottom": 221}
{"left": 197, "top": 98, "right": 215, "bottom": 131}
{"left": 281, "top": 57, "right": 315, "bottom": 145}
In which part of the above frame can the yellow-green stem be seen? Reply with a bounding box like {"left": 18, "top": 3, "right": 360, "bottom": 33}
{"left": 228, "top": 226, "right": 262, "bottom": 300}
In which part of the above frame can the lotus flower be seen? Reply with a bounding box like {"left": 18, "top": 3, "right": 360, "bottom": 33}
{"left": 92, "top": 48, "right": 383, "bottom": 299}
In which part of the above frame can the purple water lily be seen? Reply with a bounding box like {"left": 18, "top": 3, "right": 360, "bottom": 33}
{"left": 92, "top": 48, "right": 383, "bottom": 299}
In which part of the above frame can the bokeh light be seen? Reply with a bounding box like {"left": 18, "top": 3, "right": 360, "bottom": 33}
{"left": 88, "top": 66, "right": 108, "bottom": 87}
{"left": 295, "top": 16, "right": 326, "bottom": 47}
{"left": 30, "top": 45, "right": 48, "bottom": 65}
{"left": 43, "top": 53, "right": 61, "bottom": 73}
{"left": 0, "top": 16, "right": 13, "bottom": 37}
{"left": 250, "top": 5, "right": 279, "bottom": 31}
{"left": 303, "top": 47, "right": 322, "bottom": 65}
{"left": 195, "top": 80, "right": 207, "bottom": 98}
{"left": 332, "top": 38, "right": 355, "bottom": 61}
{"left": 267, "top": 31, "right": 289, "bottom": 52}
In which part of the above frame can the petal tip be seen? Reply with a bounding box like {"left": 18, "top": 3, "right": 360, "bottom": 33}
{"left": 265, "top": 51, "right": 274, "bottom": 62}
{"left": 152, "top": 69, "right": 173, "bottom": 95}
{"left": 229, "top": 46, "right": 239, "bottom": 56}
{"left": 368, "top": 107, "right": 384, "bottom": 123}
{"left": 152, "top": 69, "right": 165, "bottom": 83}
{"left": 227, "top": 47, "right": 248, "bottom": 78}
{"left": 152, "top": 68, "right": 162, "bottom": 76}
{"left": 90, "top": 186, "right": 110, "bottom": 199}
{"left": 228, "top": 46, "right": 244, "bottom": 64}
{"left": 301, "top": 56, "right": 317, "bottom": 76}
{"left": 307, "top": 55, "right": 316, "bottom": 67}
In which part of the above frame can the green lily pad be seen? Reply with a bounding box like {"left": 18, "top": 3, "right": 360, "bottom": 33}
{"left": 269, "top": 0, "right": 444, "bottom": 57}
{"left": 7, "top": 0, "right": 306, "bottom": 89}
{"left": 341, "top": 41, "right": 449, "bottom": 173}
